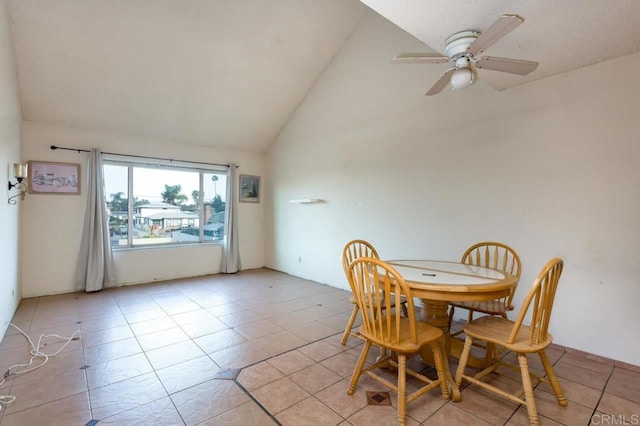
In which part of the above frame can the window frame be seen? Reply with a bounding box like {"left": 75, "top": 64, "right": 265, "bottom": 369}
{"left": 103, "top": 157, "right": 228, "bottom": 250}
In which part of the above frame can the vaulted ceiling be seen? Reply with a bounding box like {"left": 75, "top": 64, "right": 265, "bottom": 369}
{"left": 7, "top": 1, "right": 640, "bottom": 153}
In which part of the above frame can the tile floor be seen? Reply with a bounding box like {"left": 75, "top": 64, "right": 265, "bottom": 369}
{"left": 0, "top": 268, "right": 638, "bottom": 425}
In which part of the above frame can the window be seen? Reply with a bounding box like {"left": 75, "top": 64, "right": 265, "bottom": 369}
{"left": 103, "top": 160, "right": 227, "bottom": 248}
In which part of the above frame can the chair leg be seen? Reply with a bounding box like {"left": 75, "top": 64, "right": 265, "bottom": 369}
{"left": 397, "top": 353, "right": 407, "bottom": 426}
{"left": 348, "top": 340, "right": 371, "bottom": 395}
{"left": 467, "top": 308, "right": 474, "bottom": 325}
{"left": 341, "top": 304, "right": 359, "bottom": 345}
{"left": 454, "top": 335, "right": 473, "bottom": 388}
{"left": 538, "top": 350, "right": 568, "bottom": 407}
{"left": 400, "top": 301, "right": 409, "bottom": 318}
{"left": 447, "top": 305, "right": 455, "bottom": 331}
{"left": 430, "top": 340, "right": 451, "bottom": 400}
{"left": 517, "top": 353, "right": 539, "bottom": 425}
{"left": 484, "top": 342, "right": 496, "bottom": 367}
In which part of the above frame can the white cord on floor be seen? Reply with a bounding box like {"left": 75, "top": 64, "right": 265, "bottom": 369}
{"left": 0, "top": 323, "right": 81, "bottom": 413}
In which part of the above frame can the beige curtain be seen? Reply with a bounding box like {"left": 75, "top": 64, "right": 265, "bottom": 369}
{"left": 75, "top": 149, "right": 117, "bottom": 291}
{"left": 220, "top": 164, "right": 240, "bottom": 273}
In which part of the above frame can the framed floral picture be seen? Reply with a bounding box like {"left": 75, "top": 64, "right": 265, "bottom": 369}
{"left": 28, "top": 161, "right": 81, "bottom": 195}
{"left": 239, "top": 174, "right": 260, "bottom": 203}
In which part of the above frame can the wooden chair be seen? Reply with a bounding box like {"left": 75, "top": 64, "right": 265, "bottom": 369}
{"left": 341, "top": 240, "right": 408, "bottom": 345}
{"left": 454, "top": 258, "right": 567, "bottom": 426}
{"left": 448, "top": 242, "right": 522, "bottom": 333}
{"left": 346, "top": 257, "right": 452, "bottom": 426}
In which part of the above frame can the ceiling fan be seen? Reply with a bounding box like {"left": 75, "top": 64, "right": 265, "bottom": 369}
{"left": 392, "top": 14, "right": 538, "bottom": 96}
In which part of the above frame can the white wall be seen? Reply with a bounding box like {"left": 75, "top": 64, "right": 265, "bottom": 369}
{"left": 0, "top": 0, "right": 22, "bottom": 335}
{"left": 20, "top": 122, "right": 265, "bottom": 296}
{"left": 265, "top": 11, "right": 640, "bottom": 365}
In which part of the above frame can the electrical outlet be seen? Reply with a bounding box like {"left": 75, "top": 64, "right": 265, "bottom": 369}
{"left": 298, "top": 256, "right": 302, "bottom": 263}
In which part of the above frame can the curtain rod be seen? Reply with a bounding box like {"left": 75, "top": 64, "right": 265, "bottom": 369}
{"left": 50, "top": 145, "right": 237, "bottom": 168}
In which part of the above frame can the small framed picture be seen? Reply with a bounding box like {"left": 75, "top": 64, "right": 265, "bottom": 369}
{"left": 239, "top": 174, "right": 260, "bottom": 203}
{"left": 28, "top": 161, "right": 81, "bottom": 195}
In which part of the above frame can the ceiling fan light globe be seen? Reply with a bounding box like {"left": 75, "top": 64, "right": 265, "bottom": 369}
{"left": 450, "top": 67, "right": 475, "bottom": 90}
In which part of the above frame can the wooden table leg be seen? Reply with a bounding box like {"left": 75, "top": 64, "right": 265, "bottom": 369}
{"left": 420, "top": 299, "right": 460, "bottom": 400}
{"left": 420, "top": 298, "right": 489, "bottom": 369}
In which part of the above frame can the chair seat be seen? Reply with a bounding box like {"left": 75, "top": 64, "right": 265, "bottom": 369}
{"left": 463, "top": 316, "right": 553, "bottom": 353}
{"left": 449, "top": 299, "right": 512, "bottom": 316}
{"left": 359, "top": 317, "right": 442, "bottom": 354}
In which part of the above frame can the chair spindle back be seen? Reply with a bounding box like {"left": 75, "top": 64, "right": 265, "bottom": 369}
{"left": 342, "top": 240, "right": 379, "bottom": 274}
{"left": 508, "top": 257, "right": 563, "bottom": 346}
{"left": 347, "top": 258, "right": 416, "bottom": 347}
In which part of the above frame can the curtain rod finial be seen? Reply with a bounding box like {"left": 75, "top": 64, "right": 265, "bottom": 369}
{"left": 50, "top": 145, "right": 57, "bottom": 150}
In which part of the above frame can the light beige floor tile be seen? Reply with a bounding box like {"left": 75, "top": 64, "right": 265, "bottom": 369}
{"left": 0, "top": 333, "right": 28, "bottom": 351}
{"left": 81, "top": 324, "right": 135, "bottom": 348}
{"left": 289, "top": 322, "right": 339, "bottom": 343}
{"left": 320, "top": 351, "right": 360, "bottom": 378}
{"left": 315, "top": 379, "right": 368, "bottom": 418}
{"left": 198, "top": 401, "right": 277, "bottom": 425}
{"left": 267, "top": 350, "right": 316, "bottom": 375}
{"left": 422, "top": 403, "right": 492, "bottom": 425}
{"left": 505, "top": 406, "right": 564, "bottom": 425}
{"left": 83, "top": 336, "right": 142, "bottom": 365}
{"left": 193, "top": 328, "right": 247, "bottom": 354}
{"left": 597, "top": 392, "right": 640, "bottom": 419}
{"left": 145, "top": 339, "right": 206, "bottom": 371}
{"left": 87, "top": 352, "right": 153, "bottom": 389}
{"left": 179, "top": 318, "right": 229, "bottom": 339}
{"left": 534, "top": 387, "right": 593, "bottom": 425}
{"left": 537, "top": 376, "right": 602, "bottom": 408}
{"left": 347, "top": 404, "right": 418, "bottom": 426}
{"left": 0, "top": 392, "right": 91, "bottom": 426}
{"left": 252, "top": 377, "right": 310, "bottom": 415}
{"left": 452, "top": 385, "right": 519, "bottom": 425}
{"left": 237, "top": 361, "right": 284, "bottom": 391}
{"left": 124, "top": 307, "right": 170, "bottom": 324}
{"left": 289, "top": 363, "right": 342, "bottom": 394}
{"left": 254, "top": 331, "right": 308, "bottom": 357}
{"left": 170, "top": 379, "right": 250, "bottom": 425}
{"left": 604, "top": 367, "right": 640, "bottom": 404}
{"left": 97, "top": 396, "right": 184, "bottom": 425}
{"left": 552, "top": 359, "right": 611, "bottom": 390}
{"left": 234, "top": 319, "right": 284, "bottom": 340}
{"left": 297, "top": 339, "right": 345, "bottom": 362}
{"left": 128, "top": 316, "right": 176, "bottom": 336}
{"left": 4, "top": 369, "right": 87, "bottom": 414}
{"left": 79, "top": 315, "right": 128, "bottom": 332}
{"left": 161, "top": 301, "right": 202, "bottom": 315}
{"left": 208, "top": 341, "right": 270, "bottom": 369}
{"left": 276, "top": 396, "right": 343, "bottom": 426}
{"left": 560, "top": 351, "right": 614, "bottom": 374}
{"left": 155, "top": 355, "right": 220, "bottom": 394}
{"left": 8, "top": 348, "right": 85, "bottom": 387}
{"left": 171, "top": 308, "right": 217, "bottom": 326}
{"left": 0, "top": 346, "right": 29, "bottom": 371}
{"left": 89, "top": 372, "right": 167, "bottom": 419}
{"left": 136, "top": 326, "right": 189, "bottom": 351}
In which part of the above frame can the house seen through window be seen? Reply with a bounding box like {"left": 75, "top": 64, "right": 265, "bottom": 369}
{"left": 103, "top": 161, "right": 227, "bottom": 248}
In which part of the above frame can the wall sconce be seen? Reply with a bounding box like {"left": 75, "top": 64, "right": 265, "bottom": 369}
{"left": 8, "top": 163, "right": 28, "bottom": 205}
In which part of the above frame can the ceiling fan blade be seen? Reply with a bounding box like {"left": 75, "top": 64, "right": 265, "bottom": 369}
{"left": 467, "top": 14, "right": 524, "bottom": 56}
{"left": 392, "top": 53, "right": 449, "bottom": 64}
{"left": 425, "top": 68, "right": 455, "bottom": 96}
{"left": 475, "top": 56, "right": 538, "bottom": 75}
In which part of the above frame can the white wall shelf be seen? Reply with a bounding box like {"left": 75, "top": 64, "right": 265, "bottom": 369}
{"left": 289, "top": 198, "right": 322, "bottom": 204}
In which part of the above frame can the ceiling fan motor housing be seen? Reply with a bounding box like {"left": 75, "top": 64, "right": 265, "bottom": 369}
{"left": 444, "top": 30, "right": 480, "bottom": 61}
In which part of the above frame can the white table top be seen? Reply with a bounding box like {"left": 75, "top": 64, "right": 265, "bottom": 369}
{"left": 385, "top": 259, "right": 516, "bottom": 301}
{"left": 386, "top": 259, "right": 505, "bottom": 286}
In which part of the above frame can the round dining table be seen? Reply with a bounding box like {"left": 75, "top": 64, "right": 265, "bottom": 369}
{"left": 386, "top": 259, "right": 518, "bottom": 367}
